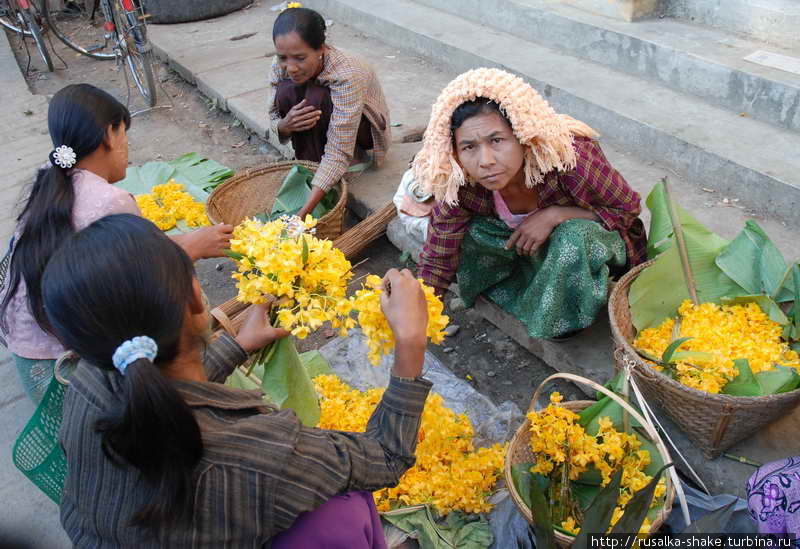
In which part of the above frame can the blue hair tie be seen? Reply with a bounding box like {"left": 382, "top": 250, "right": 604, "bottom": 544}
{"left": 112, "top": 336, "right": 158, "bottom": 375}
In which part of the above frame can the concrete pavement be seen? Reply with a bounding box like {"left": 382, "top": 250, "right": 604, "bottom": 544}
{"left": 0, "top": 28, "right": 71, "bottom": 549}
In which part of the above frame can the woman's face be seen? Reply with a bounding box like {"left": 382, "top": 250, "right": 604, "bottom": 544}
{"left": 453, "top": 111, "right": 525, "bottom": 193}
{"left": 107, "top": 123, "right": 129, "bottom": 184}
{"left": 274, "top": 31, "right": 324, "bottom": 85}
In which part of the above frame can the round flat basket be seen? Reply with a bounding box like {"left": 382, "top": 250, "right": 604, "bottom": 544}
{"left": 206, "top": 160, "right": 348, "bottom": 241}
{"left": 505, "top": 373, "right": 674, "bottom": 547}
{"left": 609, "top": 260, "right": 800, "bottom": 459}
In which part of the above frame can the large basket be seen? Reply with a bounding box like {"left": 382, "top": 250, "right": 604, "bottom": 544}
{"left": 609, "top": 260, "right": 800, "bottom": 459}
{"left": 206, "top": 160, "right": 348, "bottom": 241}
{"left": 505, "top": 373, "right": 675, "bottom": 547}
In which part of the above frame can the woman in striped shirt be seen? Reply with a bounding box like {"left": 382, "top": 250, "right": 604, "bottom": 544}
{"left": 45, "top": 214, "right": 431, "bottom": 547}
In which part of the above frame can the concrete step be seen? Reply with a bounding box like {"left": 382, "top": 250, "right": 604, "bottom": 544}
{"left": 305, "top": 0, "right": 800, "bottom": 226}
{"left": 663, "top": 0, "right": 800, "bottom": 50}
{"left": 412, "top": 0, "right": 800, "bottom": 133}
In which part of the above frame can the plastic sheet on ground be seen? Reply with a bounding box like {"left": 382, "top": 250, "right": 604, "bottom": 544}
{"left": 318, "top": 330, "right": 525, "bottom": 548}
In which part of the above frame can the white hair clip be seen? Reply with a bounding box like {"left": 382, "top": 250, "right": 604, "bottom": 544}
{"left": 52, "top": 145, "right": 77, "bottom": 169}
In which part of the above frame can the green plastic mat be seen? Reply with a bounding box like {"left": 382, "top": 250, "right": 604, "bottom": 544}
{"left": 12, "top": 375, "right": 68, "bottom": 504}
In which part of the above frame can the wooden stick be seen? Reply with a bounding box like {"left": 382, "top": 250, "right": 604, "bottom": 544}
{"left": 663, "top": 178, "right": 699, "bottom": 305}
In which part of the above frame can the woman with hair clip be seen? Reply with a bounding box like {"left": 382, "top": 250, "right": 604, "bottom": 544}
{"left": 44, "top": 214, "right": 431, "bottom": 548}
{"left": 0, "top": 83, "right": 233, "bottom": 403}
{"left": 415, "top": 68, "right": 646, "bottom": 340}
{"left": 268, "top": 5, "right": 391, "bottom": 218}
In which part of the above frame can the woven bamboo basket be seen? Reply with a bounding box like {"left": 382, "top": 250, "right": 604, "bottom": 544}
{"left": 609, "top": 260, "right": 800, "bottom": 459}
{"left": 505, "top": 373, "right": 675, "bottom": 547}
{"left": 206, "top": 160, "right": 348, "bottom": 241}
{"left": 211, "top": 203, "right": 398, "bottom": 336}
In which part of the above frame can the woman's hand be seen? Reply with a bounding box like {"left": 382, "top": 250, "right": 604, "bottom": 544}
{"left": 381, "top": 268, "right": 428, "bottom": 379}
{"left": 176, "top": 224, "right": 234, "bottom": 261}
{"left": 235, "top": 303, "right": 290, "bottom": 354}
{"left": 277, "top": 99, "right": 322, "bottom": 139}
{"left": 505, "top": 206, "right": 600, "bottom": 256}
{"left": 505, "top": 207, "right": 561, "bottom": 256}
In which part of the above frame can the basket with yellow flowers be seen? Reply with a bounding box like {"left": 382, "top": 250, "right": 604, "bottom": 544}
{"left": 506, "top": 373, "right": 675, "bottom": 547}
{"left": 609, "top": 179, "right": 800, "bottom": 458}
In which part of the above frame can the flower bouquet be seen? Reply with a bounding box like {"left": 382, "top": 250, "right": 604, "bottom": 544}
{"left": 225, "top": 215, "right": 449, "bottom": 426}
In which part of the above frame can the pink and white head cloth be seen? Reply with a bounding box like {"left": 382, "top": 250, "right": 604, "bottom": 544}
{"left": 412, "top": 68, "right": 599, "bottom": 206}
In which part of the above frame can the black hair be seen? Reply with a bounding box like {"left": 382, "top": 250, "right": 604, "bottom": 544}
{"left": 450, "top": 97, "right": 512, "bottom": 134}
{"left": 42, "top": 214, "right": 201, "bottom": 529}
{"left": 272, "top": 6, "right": 327, "bottom": 49}
{"left": 0, "top": 84, "right": 131, "bottom": 335}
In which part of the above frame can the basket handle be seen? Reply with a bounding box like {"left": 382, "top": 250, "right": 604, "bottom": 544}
{"left": 210, "top": 306, "right": 238, "bottom": 336}
{"left": 531, "top": 373, "right": 671, "bottom": 467}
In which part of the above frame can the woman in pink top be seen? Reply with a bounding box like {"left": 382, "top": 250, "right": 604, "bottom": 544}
{"left": 0, "top": 84, "right": 233, "bottom": 403}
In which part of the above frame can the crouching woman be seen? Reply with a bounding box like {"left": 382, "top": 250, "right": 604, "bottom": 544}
{"left": 45, "top": 214, "right": 431, "bottom": 547}
{"left": 415, "top": 68, "right": 646, "bottom": 339}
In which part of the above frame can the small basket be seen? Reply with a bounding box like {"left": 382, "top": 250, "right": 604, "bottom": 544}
{"left": 609, "top": 260, "right": 800, "bottom": 459}
{"left": 206, "top": 160, "right": 348, "bottom": 241}
{"left": 505, "top": 372, "right": 675, "bottom": 547}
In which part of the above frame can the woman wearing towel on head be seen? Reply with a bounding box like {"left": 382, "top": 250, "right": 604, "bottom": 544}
{"left": 414, "top": 68, "right": 647, "bottom": 340}
{"left": 267, "top": 5, "right": 391, "bottom": 219}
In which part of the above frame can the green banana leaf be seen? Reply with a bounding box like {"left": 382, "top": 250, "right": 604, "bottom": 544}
{"left": 722, "top": 359, "right": 800, "bottom": 396}
{"left": 224, "top": 340, "right": 323, "bottom": 427}
{"left": 260, "top": 165, "right": 339, "bottom": 222}
{"left": 572, "top": 468, "right": 623, "bottom": 546}
{"left": 168, "top": 152, "right": 234, "bottom": 191}
{"left": 629, "top": 190, "right": 747, "bottom": 330}
{"left": 786, "top": 265, "right": 800, "bottom": 341}
{"left": 609, "top": 464, "right": 672, "bottom": 541}
{"left": 715, "top": 221, "right": 795, "bottom": 302}
{"left": 645, "top": 181, "right": 707, "bottom": 259}
{"left": 382, "top": 507, "right": 493, "bottom": 549}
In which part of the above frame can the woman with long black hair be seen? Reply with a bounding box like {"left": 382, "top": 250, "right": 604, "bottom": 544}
{"left": 44, "top": 214, "right": 430, "bottom": 547}
{"left": 0, "top": 84, "right": 233, "bottom": 402}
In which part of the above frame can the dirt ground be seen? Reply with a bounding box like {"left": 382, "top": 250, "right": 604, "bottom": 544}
{"left": 10, "top": 33, "right": 576, "bottom": 412}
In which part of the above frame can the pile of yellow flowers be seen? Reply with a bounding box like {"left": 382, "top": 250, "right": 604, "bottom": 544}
{"left": 635, "top": 300, "right": 800, "bottom": 394}
{"left": 528, "top": 393, "right": 665, "bottom": 536}
{"left": 314, "top": 374, "right": 506, "bottom": 514}
{"left": 230, "top": 216, "right": 449, "bottom": 360}
{"left": 136, "top": 180, "right": 210, "bottom": 231}
{"left": 352, "top": 275, "right": 450, "bottom": 365}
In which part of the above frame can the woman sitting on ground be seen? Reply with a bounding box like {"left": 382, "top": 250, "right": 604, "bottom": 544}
{"left": 0, "top": 84, "right": 232, "bottom": 403}
{"left": 46, "top": 214, "right": 431, "bottom": 548}
{"left": 268, "top": 6, "right": 391, "bottom": 218}
{"left": 415, "top": 68, "right": 646, "bottom": 340}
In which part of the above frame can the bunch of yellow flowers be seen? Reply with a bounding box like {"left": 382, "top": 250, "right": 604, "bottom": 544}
{"left": 352, "top": 275, "right": 450, "bottom": 365}
{"left": 229, "top": 216, "right": 449, "bottom": 357}
{"left": 136, "top": 180, "right": 210, "bottom": 231}
{"left": 635, "top": 300, "right": 800, "bottom": 394}
{"left": 314, "top": 374, "right": 507, "bottom": 515}
{"left": 528, "top": 393, "right": 665, "bottom": 536}
{"left": 230, "top": 216, "right": 356, "bottom": 339}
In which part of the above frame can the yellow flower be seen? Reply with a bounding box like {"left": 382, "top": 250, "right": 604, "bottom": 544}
{"left": 635, "top": 300, "right": 799, "bottom": 394}
{"left": 287, "top": 1, "right": 302, "bottom": 8}
{"left": 136, "top": 179, "right": 210, "bottom": 230}
{"left": 314, "top": 374, "right": 507, "bottom": 515}
{"left": 351, "top": 275, "right": 449, "bottom": 365}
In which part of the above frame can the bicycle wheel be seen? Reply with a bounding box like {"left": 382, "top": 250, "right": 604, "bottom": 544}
{"left": 115, "top": 5, "right": 156, "bottom": 106}
{"left": 21, "top": 6, "right": 54, "bottom": 71}
{"left": 0, "top": 1, "right": 28, "bottom": 34}
{"left": 42, "top": 0, "right": 115, "bottom": 60}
